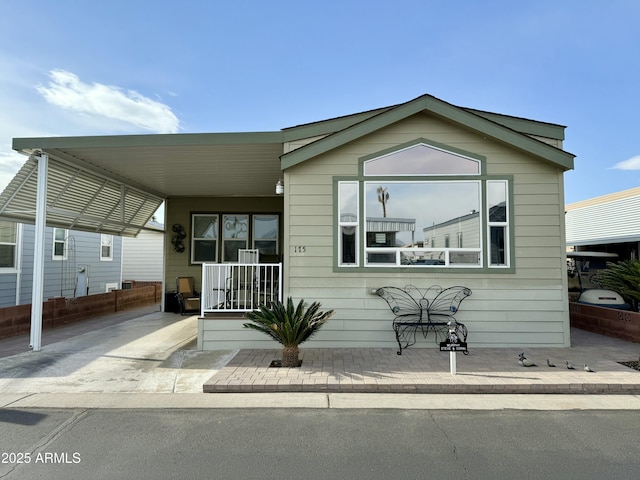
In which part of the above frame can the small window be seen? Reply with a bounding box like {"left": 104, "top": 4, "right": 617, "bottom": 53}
{"left": 53, "top": 228, "right": 68, "bottom": 260}
{"left": 338, "top": 181, "right": 359, "bottom": 265}
{"left": 100, "top": 234, "right": 113, "bottom": 261}
{"left": 253, "top": 215, "right": 279, "bottom": 255}
{"left": 487, "top": 180, "right": 509, "bottom": 267}
{"left": 0, "top": 221, "right": 17, "bottom": 268}
{"left": 364, "top": 143, "right": 481, "bottom": 176}
{"left": 191, "top": 214, "right": 219, "bottom": 263}
{"left": 222, "top": 215, "right": 249, "bottom": 262}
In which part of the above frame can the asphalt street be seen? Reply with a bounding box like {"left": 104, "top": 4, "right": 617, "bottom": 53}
{"left": 1, "top": 408, "right": 639, "bottom": 480}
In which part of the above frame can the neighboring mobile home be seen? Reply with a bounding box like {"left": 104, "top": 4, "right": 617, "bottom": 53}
{"left": 566, "top": 186, "right": 640, "bottom": 261}
{"left": 121, "top": 219, "right": 164, "bottom": 283}
{"left": 0, "top": 221, "right": 123, "bottom": 307}
{"left": 4, "top": 93, "right": 575, "bottom": 349}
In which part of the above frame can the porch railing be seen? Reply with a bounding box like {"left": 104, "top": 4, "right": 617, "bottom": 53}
{"left": 201, "top": 263, "right": 282, "bottom": 314}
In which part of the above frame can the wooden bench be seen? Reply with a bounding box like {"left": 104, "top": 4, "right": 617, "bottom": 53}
{"left": 376, "top": 285, "right": 471, "bottom": 355}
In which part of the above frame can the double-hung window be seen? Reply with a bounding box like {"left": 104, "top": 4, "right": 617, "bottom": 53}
{"left": 0, "top": 221, "right": 17, "bottom": 269}
{"left": 336, "top": 140, "right": 511, "bottom": 269}
{"left": 53, "top": 228, "right": 68, "bottom": 260}
{"left": 100, "top": 234, "right": 113, "bottom": 261}
{"left": 192, "top": 214, "right": 219, "bottom": 263}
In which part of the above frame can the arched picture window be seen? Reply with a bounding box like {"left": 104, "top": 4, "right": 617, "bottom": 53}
{"left": 337, "top": 141, "right": 510, "bottom": 269}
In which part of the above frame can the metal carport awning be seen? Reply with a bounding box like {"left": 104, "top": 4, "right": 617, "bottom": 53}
{"left": 0, "top": 152, "right": 163, "bottom": 237}
{"left": 0, "top": 151, "right": 163, "bottom": 353}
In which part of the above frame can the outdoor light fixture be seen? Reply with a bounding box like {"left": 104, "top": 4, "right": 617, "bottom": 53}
{"left": 275, "top": 179, "right": 284, "bottom": 195}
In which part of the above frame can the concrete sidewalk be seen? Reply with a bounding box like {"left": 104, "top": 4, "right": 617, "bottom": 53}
{"left": 0, "top": 308, "right": 639, "bottom": 409}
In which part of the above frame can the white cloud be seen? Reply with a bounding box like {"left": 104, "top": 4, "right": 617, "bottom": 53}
{"left": 0, "top": 150, "right": 27, "bottom": 194}
{"left": 36, "top": 70, "right": 180, "bottom": 134}
{"left": 612, "top": 155, "right": 640, "bottom": 170}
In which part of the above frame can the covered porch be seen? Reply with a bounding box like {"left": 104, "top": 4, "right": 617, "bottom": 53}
{"left": 5, "top": 132, "right": 289, "bottom": 350}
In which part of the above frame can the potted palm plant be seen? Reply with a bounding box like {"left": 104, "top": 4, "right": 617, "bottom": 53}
{"left": 243, "top": 297, "right": 334, "bottom": 367}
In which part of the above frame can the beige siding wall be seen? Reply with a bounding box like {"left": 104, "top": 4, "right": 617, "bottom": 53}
{"left": 283, "top": 112, "right": 569, "bottom": 349}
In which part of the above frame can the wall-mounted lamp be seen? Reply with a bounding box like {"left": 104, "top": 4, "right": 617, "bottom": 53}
{"left": 275, "top": 179, "right": 284, "bottom": 195}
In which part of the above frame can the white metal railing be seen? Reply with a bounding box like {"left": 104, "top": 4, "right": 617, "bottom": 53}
{"left": 201, "top": 262, "right": 282, "bottom": 313}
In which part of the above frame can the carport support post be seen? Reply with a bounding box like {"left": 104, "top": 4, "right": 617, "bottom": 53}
{"left": 29, "top": 152, "right": 48, "bottom": 352}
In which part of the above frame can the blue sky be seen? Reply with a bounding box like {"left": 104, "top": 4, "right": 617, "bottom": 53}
{"left": 1, "top": 0, "right": 639, "bottom": 205}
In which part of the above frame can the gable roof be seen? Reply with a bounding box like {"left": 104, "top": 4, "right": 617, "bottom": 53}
{"left": 280, "top": 94, "right": 574, "bottom": 170}
{"left": 6, "top": 92, "right": 574, "bottom": 237}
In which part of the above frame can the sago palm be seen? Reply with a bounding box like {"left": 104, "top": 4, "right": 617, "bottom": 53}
{"left": 243, "top": 297, "right": 334, "bottom": 367}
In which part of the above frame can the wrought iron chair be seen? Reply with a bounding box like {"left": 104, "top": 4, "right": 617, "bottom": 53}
{"left": 376, "top": 285, "right": 471, "bottom": 354}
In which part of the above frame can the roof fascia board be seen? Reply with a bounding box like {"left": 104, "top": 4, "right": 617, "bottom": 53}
{"left": 12, "top": 131, "right": 284, "bottom": 152}
{"left": 424, "top": 96, "right": 575, "bottom": 170}
{"left": 281, "top": 98, "right": 429, "bottom": 169}
{"left": 463, "top": 108, "right": 565, "bottom": 140}
{"left": 281, "top": 94, "right": 575, "bottom": 171}
{"left": 281, "top": 107, "right": 392, "bottom": 142}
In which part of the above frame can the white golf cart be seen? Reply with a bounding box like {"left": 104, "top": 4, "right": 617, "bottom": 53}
{"left": 567, "top": 251, "right": 630, "bottom": 310}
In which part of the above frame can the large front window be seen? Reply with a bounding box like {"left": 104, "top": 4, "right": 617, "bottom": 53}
{"left": 191, "top": 213, "right": 279, "bottom": 264}
{"left": 336, "top": 141, "right": 510, "bottom": 269}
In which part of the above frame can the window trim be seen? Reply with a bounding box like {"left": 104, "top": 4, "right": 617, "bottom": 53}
{"left": 52, "top": 228, "right": 68, "bottom": 261}
{"left": 191, "top": 213, "right": 280, "bottom": 264}
{"left": 191, "top": 213, "right": 220, "bottom": 264}
{"left": 334, "top": 138, "right": 514, "bottom": 273}
{"left": 252, "top": 214, "right": 280, "bottom": 256}
{"left": 338, "top": 181, "right": 359, "bottom": 266}
{"left": 487, "top": 180, "right": 511, "bottom": 268}
{"left": 0, "top": 221, "right": 18, "bottom": 271}
{"left": 100, "top": 234, "right": 113, "bottom": 261}
{"left": 221, "top": 214, "right": 249, "bottom": 263}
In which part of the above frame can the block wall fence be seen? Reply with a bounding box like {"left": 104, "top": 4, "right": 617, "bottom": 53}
{"left": 569, "top": 302, "right": 640, "bottom": 344}
{"left": 0, "top": 282, "right": 161, "bottom": 340}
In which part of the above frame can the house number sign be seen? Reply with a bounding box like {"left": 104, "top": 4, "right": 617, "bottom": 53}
{"left": 293, "top": 246, "right": 307, "bottom": 254}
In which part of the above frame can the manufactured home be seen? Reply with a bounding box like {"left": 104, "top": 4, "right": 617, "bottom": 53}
{"left": 0, "top": 221, "right": 123, "bottom": 307}
{"left": 4, "top": 93, "right": 575, "bottom": 349}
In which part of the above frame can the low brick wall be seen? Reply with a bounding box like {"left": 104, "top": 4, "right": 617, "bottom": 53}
{"left": 570, "top": 302, "right": 640, "bottom": 343}
{"left": 0, "top": 284, "right": 162, "bottom": 340}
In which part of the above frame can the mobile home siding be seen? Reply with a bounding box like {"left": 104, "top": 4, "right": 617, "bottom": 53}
{"left": 282, "top": 113, "right": 569, "bottom": 349}
{"left": 122, "top": 229, "right": 164, "bottom": 281}
{"left": 566, "top": 191, "right": 640, "bottom": 246}
{"left": 15, "top": 225, "right": 123, "bottom": 304}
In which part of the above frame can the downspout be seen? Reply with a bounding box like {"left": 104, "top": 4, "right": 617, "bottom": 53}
{"left": 30, "top": 152, "right": 48, "bottom": 351}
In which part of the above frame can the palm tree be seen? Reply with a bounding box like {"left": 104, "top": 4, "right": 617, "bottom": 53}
{"left": 377, "top": 186, "right": 389, "bottom": 217}
{"left": 243, "top": 297, "right": 334, "bottom": 367}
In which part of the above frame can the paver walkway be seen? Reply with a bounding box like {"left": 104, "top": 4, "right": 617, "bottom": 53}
{"left": 204, "top": 328, "right": 640, "bottom": 394}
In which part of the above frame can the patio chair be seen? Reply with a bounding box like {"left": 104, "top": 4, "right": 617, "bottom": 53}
{"left": 175, "top": 276, "right": 201, "bottom": 315}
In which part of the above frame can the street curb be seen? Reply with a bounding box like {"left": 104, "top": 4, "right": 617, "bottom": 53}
{"left": 2, "top": 393, "right": 640, "bottom": 410}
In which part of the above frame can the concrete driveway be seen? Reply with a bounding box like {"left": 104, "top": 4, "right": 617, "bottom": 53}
{"left": 0, "top": 311, "right": 235, "bottom": 394}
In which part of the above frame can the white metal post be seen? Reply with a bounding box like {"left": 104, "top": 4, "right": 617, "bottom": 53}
{"left": 450, "top": 351, "right": 457, "bottom": 375}
{"left": 29, "top": 152, "right": 48, "bottom": 351}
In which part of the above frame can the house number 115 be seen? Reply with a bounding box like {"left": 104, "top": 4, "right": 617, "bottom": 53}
{"left": 293, "top": 246, "right": 307, "bottom": 254}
